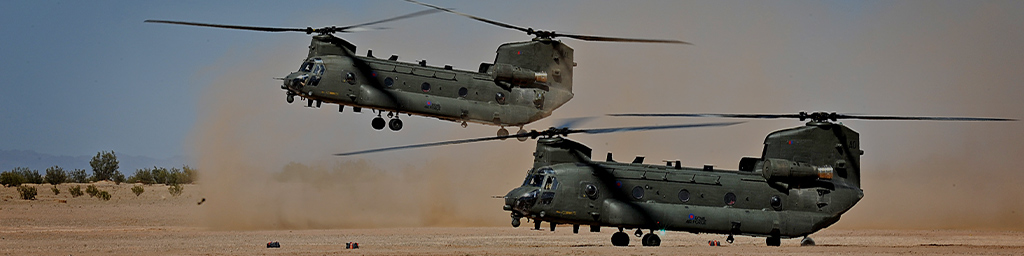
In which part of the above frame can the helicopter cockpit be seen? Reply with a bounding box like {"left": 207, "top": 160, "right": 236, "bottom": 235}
{"left": 298, "top": 58, "right": 325, "bottom": 86}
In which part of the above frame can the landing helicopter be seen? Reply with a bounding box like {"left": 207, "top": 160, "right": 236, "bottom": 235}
{"left": 335, "top": 111, "right": 1013, "bottom": 247}
{"left": 146, "top": 0, "right": 688, "bottom": 137}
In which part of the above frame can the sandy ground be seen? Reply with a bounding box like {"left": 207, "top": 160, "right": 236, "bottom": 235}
{"left": 2, "top": 183, "right": 1023, "bottom": 255}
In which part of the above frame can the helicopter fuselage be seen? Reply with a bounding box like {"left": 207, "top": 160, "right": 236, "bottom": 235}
{"left": 283, "top": 35, "right": 575, "bottom": 132}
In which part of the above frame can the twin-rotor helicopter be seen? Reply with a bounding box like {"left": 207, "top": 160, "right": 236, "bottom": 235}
{"left": 146, "top": 0, "right": 688, "bottom": 138}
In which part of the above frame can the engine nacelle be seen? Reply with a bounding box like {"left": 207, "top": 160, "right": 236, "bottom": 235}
{"left": 761, "top": 158, "right": 833, "bottom": 181}
{"left": 491, "top": 63, "right": 548, "bottom": 85}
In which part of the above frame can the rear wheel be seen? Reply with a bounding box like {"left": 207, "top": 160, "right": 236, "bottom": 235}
{"left": 766, "top": 236, "right": 781, "bottom": 246}
{"left": 611, "top": 232, "right": 630, "bottom": 247}
{"left": 641, "top": 233, "right": 661, "bottom": 246}
{"left": 371, "top": 117, "right": 386, "bottom": 130}
{"left": 388, "top": 119, "right": 403, "bottom": 131}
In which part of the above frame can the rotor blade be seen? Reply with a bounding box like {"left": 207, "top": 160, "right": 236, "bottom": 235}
{"left": 553, "top": 116, "right": 599, "bottom": 129}
{"left": 335, "top": 121, "right": 742, "bottom": 156}
{"left": 144, "top": 20, "right": 308, "bottom": 33}
{"left": 555, "top": 32, "right": 692, "bottom": 45}
{"left": 336, "top": 9, "right": 441, "bottom": 32}
{"left": 834, "top": 114, "right": 1016, "bottom": 121}
{"left": 405, "top": 0, "right": 530, "bottom": 33}
{"left": 334, "top": 133, "right": 522, "bottom": 156}
{"left": 577, "top": 121, "right": 743, "bottom": 134}
{"left": 609, "top": 113, "right": 800, "bottom": 119}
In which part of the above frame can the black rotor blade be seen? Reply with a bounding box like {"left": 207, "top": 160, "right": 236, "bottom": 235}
{"left": 335, "top": 121, "right": 742, "bottom": 156}
{"left": 555, "top": 32, "right": 692, "bottom": 45}
{"left": 406, "top": 0, "right": 689, "bottom": 45}
{"left": 609, "top": 112, "right": 1016, "bottom": 121}
{"left": 335, "top": 9, "right": 441, "bottom": 32}
{"left": 144, "top": 20, "right": 308, "bottom": 33}
{"left": 405, "top": 0, "right": 530, "bottom": 33}
{"left": 833, "top": 114, "right": 1015, "bottom": 121}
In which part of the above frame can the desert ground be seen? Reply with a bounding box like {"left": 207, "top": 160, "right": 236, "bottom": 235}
{"left": 2, "top": 182, "right": 1023, "bottom": 256}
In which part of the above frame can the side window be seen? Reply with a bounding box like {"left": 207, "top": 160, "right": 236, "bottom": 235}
{"left": 543, "top": 176, "right": 558, "bottom": 190}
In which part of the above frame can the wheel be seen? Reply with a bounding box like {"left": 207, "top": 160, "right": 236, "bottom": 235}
{"left": 460, "top": 121, "right": 468, "bottom": 128}
{"left": 641, "top": 233, "right": 661, "bottom": 246}
{"left": 371, "top": 117, "right": 386, "bottom": 130}
{"left": 511, "top": 218, "right": 521, "bottom": 228}
{"left": 516, "top": 129, "right": 528, "bottom": 141}
{"left": 634, "top": 229, "right": 643, "bottom": 238}
{"left": 766, "top": 236, "right": 781, "bottom": 247}
{"left": 611, "top": 232, "right": 630, "bottom": 247}
{"left": 727, "top": 234, "right": 734, "bottom": 244}
{"left": 286, "top": 94, "right": 294, "bottom": 104}
{"left": 497, "top": 127, "right": 509, "bottom": 139}
{"left": 388, "top": 119, "right": 403, "bottom": 131}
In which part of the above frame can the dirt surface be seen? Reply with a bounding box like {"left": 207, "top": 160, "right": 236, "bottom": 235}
{"left": 3, "top": 183, "right": 1023, "bottom": 255}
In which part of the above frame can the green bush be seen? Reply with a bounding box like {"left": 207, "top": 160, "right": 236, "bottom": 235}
{"left": 51, "top": 186, "right": 60, "bottom": 195}
{"left": 1, "top": 171, "right": 26, "bottom": 187}
{"left": 17, "top": 185, "right": 37, "bottom": 200}
{"left": 129, "top": 168, "right": 155, "bottom": 184}
{"left": 85, "top": 184, "right": 99, "bottom": 197}
{"left": 70, "top": 169, "right": 88, "bottom": 183}
{"left": 97, "top": 190, "right": 111, "bottom": 201}
{"left": 131, "top": 185, "right": 144, "bottom": 196}
{"left": 44, "top": 166, "right": 67, "bottom": 185}
{"left": 180, "top": 165, "right": 198, "bottom": 184}
{"left": 168, "top": 184, "right": 183, "bottom": 197}
{"left": 89, "top": 151, "right": 119, "bottom": 181}
{"left": 70, "top": 185, "right": 84, "bottom": 197}
{"left": 112, "top": 171, "right": 125, "bottom": 185}
{"left": 11, "top": 167, "right": 42, "bottom": 184}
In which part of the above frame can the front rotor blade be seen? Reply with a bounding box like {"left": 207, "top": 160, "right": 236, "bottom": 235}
{"left": 405, "top": 0, "right": 530, "bottom": 33}
{"left": 144, "top": 20, "right": 308, "bottom": 33}
{"left": 336, "top": 9, "right": 441, "bottom": 32}
{"left": 578, "top": 122, "right": 743, "bottom": 134}
{"left": 609, "top": 113, "right": 800, "bottom": 119}
{"left": 334, "top": 133, "right": 524, "bottom": 156}
{"left": 557, "top": 32, "right": 692, "bottom": 45}
{"left": 835, "top": 114, "right": 1016, "bottom": 121}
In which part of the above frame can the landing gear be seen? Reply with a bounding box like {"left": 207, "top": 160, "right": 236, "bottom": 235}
{"left": 460, "top": 121, "right": 468, "bottom": 128}
{"left": 516, "top": 127, "right": 528, "bottom": 141}
{"left": 534, "top": 220, "right": 541, "bottom": 230}
{"left": 371, "top": 116, "right": 386, "bottom": 130}
{"left": 549, "top": 222, "right": 556, "bottom": 231}
{"left": 388, "top": 118, "right": 403, "bottom": 131}
{"left": 307, "top": 98, "right": 314, "bottom": 107}
{"left": 286, "top": 94, "right": 294, "bottom": 104}
{"left": 497, "top": 127, "right": 509, "bottom": 138}
{"left": 727, "top": 234, "right": 734, "bottom": 244}
{"left": 611, "top": 231, "right": 630, "bottom": 247}
{"left": 634, "top": 229, "right": 643, "bottom": 238}
{"left": 511, "top": 218, "right": 521, "bottom": 228}
{"left": 315, "top": 100, "right": 321, "bottom": 108}
{"left": 800, "top": 236, "right": 815, "bottom": 246}
{"left": 641, "top": 233, "right": 661, "bottom": 247}
{"left": 766, "top": 236, "right": 781, "bottom": 247}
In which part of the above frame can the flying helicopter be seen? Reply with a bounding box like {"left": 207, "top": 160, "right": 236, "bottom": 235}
{"left": 335, "top": 111, "right": 1014, "bottom": 246}
{"left": 145, "top": 0, "right": 689, "bottom": 137}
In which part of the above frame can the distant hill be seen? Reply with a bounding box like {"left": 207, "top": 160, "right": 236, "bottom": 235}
{"left": 0, "top": 150, "right": 190, "bottom": 175}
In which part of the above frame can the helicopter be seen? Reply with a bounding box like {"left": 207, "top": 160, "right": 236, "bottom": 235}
{"left": 335, "top": 111, "right": 1014, "bottom": 246}
{"left": 145, "top": 0, "right": 689, "bottom": 137}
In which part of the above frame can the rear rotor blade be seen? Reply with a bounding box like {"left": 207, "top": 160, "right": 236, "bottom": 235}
{"left": 609, "top": 113, "right": 800, "bottom": 119}
{"left": 335, "top": 121, "right": 742, "bottom": 156}
{"left": 556, "top": 32, "right": 692, "bottom": 45}
{"left": 336, "top": 9, "right": 441, "bottom": 32}
{"left": 610, "top": 112, "right": 1016, "bottom": 122}
{"left": 833, "top": 114, "right": 1015, "bottom": 121}
{"left": 405, "top": 0, "right": 530, "bottom": 33}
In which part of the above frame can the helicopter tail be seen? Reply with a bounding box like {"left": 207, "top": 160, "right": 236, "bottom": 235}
{"left": 489, "top": 40, "right": 575, "bottom": 113}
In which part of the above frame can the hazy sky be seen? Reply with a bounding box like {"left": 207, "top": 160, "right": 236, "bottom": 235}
{"left": 3, "top": 1, "right": 1024, "bottom": 229}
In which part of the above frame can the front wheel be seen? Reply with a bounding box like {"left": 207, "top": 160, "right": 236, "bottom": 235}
{"left": 286, "top": 94, "right": 294, "bottom": 104}
{"left": 611, "top": 232, "right": 630, "bottom": 247}
{"left": 371, "top": 117, "right": 386, "bottom": 130}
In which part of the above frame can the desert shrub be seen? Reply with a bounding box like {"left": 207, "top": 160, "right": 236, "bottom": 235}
{"left": 17, "top": 185, "right": 37, "bottom": 200}
{"left": 70, "top": 169, "right": 88, "bottom": 183}
{"left": 168, "top": 184, "right": 183, "bottom": 197}
{"left": 97, "top": 190, "right": 111, "bottom": 201}
{"left": 51, "top": 186, "right": 60, "bottom": 195}
{"left": 44, "top": 166, "right": 68, "bottom": 185}
{"left": 129, "top": 168, "right": 155, "bottom": 184}
{"left": 12, "top": 167, "right": 43, "bottom": 184}
{"left": 89, "top": 151, "right": 119, "bottom": 181}
{"left": 85, "top": 184, "right": 99, "bottom": 197}
{"left": 70, "top": 185, "right": 84, "bottom": 197}
{"left": 112, "top": 171, "right": 125, "bottom": 185}
{"left": 180, "top": 165, "right": 198, "bottom": 184}
{"left": 1, "top": 171, "right": 26, "bottom": 187}
{"left": 131, "top": 185, "right": 144, "bottom": 196}
{"left": 152, "top": 167, "right": 169, "bottom": 185}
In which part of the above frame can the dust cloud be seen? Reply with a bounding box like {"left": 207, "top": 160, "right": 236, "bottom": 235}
{"left": 189, "top": 1, "right": 1024, "bottom": 231}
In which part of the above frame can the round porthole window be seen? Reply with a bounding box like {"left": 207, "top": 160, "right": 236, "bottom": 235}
{"left": 678, "top": 189, "right": 690, "bottom": 203}
{"left": 631, "top": 186, "right": 644, "bottom": 200}
{"left": 585, "top": 184, "right": 598, "bottom": 198}
{"left": 384, "top": 77, "right": 394, "bottom": 87}
{"left": 346, "top": 72, "right": 356, "bottom": 85}
{"left": 770, "top": 195, "right": 783, "bottom": 210}
{"left": 421, "top": 82, "right": 431, "bottom": 92}
{"left": 495, "top": 92, "right": 506, "bottom": 104}
{"left": 724, "top": 192, "right": 737, "bottom": 206}
{"left": 458, "top": 87, "right": 468, "bottom": 97}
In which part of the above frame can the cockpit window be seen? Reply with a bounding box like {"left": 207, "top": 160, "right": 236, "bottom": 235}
{"left": 543, "top": 176, "right": 558, "bottom": 190}
{"left": 300, "top": 61, "right": 313, "bottom": 72}
{"left": 299, "top": 58, "right": 325, "bottom": 74}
